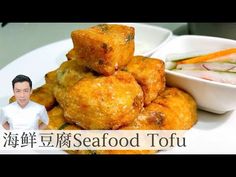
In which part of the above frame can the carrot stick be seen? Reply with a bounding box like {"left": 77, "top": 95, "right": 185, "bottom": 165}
{"left": 176, "top": 48, "right": 236, "bottom": 64}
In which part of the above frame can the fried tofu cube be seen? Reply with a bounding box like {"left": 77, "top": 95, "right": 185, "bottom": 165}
{"left": 56, "top": 60, "right": 95, "bottom": 88}
{"left": 47, "top": 106, "right": 66, "bottom": 130}
{"left": 66, "top": 48, "right": 77, "bottom": 61}
{"left": 122, "top": 87, "right": 197, "bottom": 130}
{"left": 71, "top": 24, "right": 135, "bottom": 76}
{"left": 126, "top": 56, "right": 165, "bottom": 106}
{"left": 47, "top": 106, "right": 81, "bottom": 130}
{"left": 146, "top": 87, "right": 197, "bottom": 130}
{"left": 45, "top": 69, "right": 58, "bottom": 84}
{"left": 54, "top": 71, "right": 144, "bottom": 130}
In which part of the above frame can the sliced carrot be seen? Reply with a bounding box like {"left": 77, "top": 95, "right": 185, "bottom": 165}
{"left": 176, "top": 48, "right": 236, "bottom": 64}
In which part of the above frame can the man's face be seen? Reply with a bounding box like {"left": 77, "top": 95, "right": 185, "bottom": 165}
{"left": 13, "top": 81, "right": 32, "bottom": 108}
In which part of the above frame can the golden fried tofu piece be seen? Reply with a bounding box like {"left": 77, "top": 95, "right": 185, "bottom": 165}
{"left": 95, "top": 113, "right": 161, "bottom": 154}
{"left": 144, "top": 87, "right": 197, "bottom": 130}
{"left": 30, "top": 84, "right": 56, "bottom": 111}
{"left": 9, "top": 96, "right": 15, "bottom": 104}
{"left": 89, "top": 108, "right": 162, "bottom": 154}
{"left": 66, "top": 48, "right": 77, "bottom": 61}
{"left": 56, "top": 60, "right": 95, "bottom": 88}
{"left": 47, "top": 106, "right": 83, "bottom": 155}
{"left": 47, "top": 106, "right": 65, "bottom": 130}
{"left": 121, "top": 110, "right": 164, "bottom": 130}
{"left": 102, "top": 87, "right": 197, "bottom": 154}
{"left": 47, "top": 106, "right": 81, "bottom": 130}
{"left": 54, "top": 71, "right": 144, "bottom": 130}
{"left": 122, "top": 87, "right": 197, "bottom": 130}
{"left": 71, "top": 24, "right": 135, "bottom": 76}
{"left": 126, "top": 56, "right": 165, "bottom": 106}
{"left": 53, "top": 60, "right": 96, "bottom": 108}
{"left": 96, "top": 113, "right": 159, "bottom": 154}
{"left": 45, "top": 69, "right": 58, "bottom": 84}
{"left": 9, "top": 83, "right": 56, "bottom": 111}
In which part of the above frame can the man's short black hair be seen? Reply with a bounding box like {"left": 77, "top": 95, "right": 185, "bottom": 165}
{"left": 12, "top": 74, "right": 32, "bottom": 89}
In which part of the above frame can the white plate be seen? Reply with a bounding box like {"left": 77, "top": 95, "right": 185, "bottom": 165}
{"left": 1, "top": 38, "right": 236, "bottom": 154}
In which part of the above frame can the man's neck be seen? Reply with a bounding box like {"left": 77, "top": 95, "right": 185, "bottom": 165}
{"left": 17, "top": 101, "right": 30, "bottom": 109}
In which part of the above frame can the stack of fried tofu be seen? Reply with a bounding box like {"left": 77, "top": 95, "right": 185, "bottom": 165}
{"left": 24, "top": 24, "right": 197, "bottom": 154}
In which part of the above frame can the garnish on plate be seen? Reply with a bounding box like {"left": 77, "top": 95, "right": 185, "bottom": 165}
{"left": 167, "top": 48, "right": 236, "bottom": 85}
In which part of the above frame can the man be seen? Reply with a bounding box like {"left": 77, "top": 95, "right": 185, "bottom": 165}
{"left": 0, "top": 74, "right": 49, "bottom": 130}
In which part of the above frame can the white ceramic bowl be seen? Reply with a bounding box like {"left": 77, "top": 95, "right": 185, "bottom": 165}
{"left": 108, "top": 23, "right": 172, "bottom": 57}
{"left": 151, "top": 35, "right": 236, "bottom": 114}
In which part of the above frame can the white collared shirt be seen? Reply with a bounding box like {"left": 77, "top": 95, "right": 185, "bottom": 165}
{"left": 0, "top": 101, "right": 49, "bottom": 130}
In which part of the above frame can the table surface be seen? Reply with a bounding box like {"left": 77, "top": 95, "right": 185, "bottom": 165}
{"left": 0, "top": 23, "right": 187, "bottom": 69}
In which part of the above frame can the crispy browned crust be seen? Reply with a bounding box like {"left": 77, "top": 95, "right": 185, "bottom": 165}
{"left": 47, "top": 106, "right": 81, "bottom": 130}
{"left": 54, "top": 71, "right": 144, "bottom": 130}
{"left": 146, "top": 87, "right": 197, "bottom": 130}
{"left": 126, "top": 56, "right": 166, "bottom": 106}
{"left": 56, "top": 60, "right": 95, "bottom": 88}
{"left": 45, "top": 69, "right": 58, "bottom": 84}
{"left": 122, "top": 87, "right": 197, "bottom": 130}
{"left": 66, "top": 48, "right": 77, "bottom": 61}
{"left": 71, "top": 24, "right": 135, "bottom": 76}
{"left": 11, "top": 24, "right": 198, "bottom": 155}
